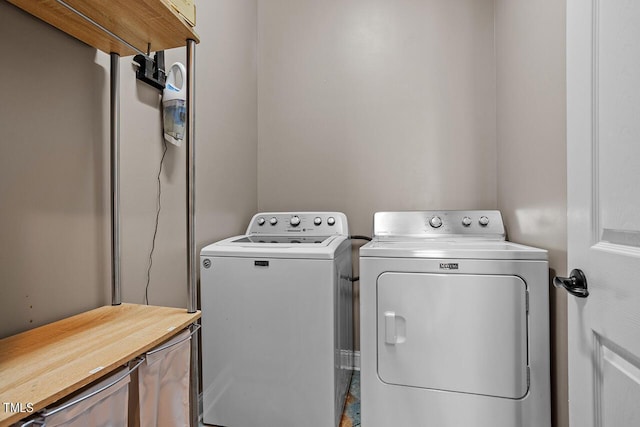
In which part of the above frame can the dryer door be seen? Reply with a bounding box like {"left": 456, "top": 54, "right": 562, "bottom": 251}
{"left": 377, "top": 272, "right": 528, "bottom": 399}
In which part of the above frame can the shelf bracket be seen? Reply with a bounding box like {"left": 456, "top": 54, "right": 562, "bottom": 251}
{"left": 133, "top": 51, "right": 167, "bottom": 90}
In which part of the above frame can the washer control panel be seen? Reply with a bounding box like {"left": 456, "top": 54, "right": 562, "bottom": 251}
{"left": 374, "top": 211, "right": 505, "bottom": 239}
{"left": 247, "top": 212, "right": 348, "bottom": 236}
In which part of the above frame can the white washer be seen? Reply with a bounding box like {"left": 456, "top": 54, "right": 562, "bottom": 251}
{"left": 360, "top": 211, "right": 550, "bottom": 427}
{"left": 200, "top": 212, "right": 353, "bottom": 427}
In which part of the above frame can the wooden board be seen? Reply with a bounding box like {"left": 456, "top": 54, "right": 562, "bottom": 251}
{"left": 0, "top": 303, "right": 200, "bottom": 426}
{"left": 6, "top": 0, "right": 199, "bottom": 56}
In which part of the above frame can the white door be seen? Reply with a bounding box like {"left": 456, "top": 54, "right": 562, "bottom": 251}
{"left": 566, "top": 0, "right": 640, "bottom": 426}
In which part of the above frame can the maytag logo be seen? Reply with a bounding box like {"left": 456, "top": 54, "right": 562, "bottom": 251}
{"left": 440, "top": 263, "right": 459, "bottom": 270}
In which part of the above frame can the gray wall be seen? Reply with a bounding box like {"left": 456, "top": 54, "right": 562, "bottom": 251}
{"left": 257, "top": 0, "right": 497, "bottom": 236}
{"left": 0, "top": 0, "right": 257, "bottom": 337}
{"left": 495, "top": 1, "right": 568, "bottom": 426}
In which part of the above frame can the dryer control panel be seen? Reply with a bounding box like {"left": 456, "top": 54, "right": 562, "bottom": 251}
{"left": 373, "top": 210, "right": 505, "bottom": 239}
{"left": 246, "top": 212, "right": 349, "bottom": 236}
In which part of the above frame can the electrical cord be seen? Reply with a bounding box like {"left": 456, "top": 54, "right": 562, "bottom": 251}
{"left": 145, "top": 139, "right": 168, "bottom": 305}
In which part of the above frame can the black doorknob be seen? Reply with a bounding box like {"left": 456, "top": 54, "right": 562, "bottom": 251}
{"left": 553, "top": 269, "right": 589, "bottom": 298}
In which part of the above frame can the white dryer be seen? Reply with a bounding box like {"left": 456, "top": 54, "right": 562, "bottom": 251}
{"left": 360, "top": 211, "right": 550, "bottom": 427}
{"left": 200, "top": 212, "right": 353, "bottom": 427}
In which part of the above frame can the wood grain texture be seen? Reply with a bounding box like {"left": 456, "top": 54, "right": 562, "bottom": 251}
{"left": 6, "top": 0, "right": 199, "bottom": 56}
{"left": 0, "top": 304, "right": 200, "bottom": 426}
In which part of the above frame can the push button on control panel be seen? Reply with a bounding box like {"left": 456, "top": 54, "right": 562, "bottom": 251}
{"left": 269, "top": 217, "right": 278, "bottom": 226}
{"left": 429, "top": 216, "right": 443, "bottom": 228}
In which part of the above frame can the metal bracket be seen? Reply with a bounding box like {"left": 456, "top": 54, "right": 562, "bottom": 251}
{"left": 133, "top": 51, "right": 166, "bottom": 90}
{"left": 553, "top": 269, "right": 589, "bottom": 298}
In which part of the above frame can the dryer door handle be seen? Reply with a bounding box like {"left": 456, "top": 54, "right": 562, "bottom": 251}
{"left": 384, "top": 311, "right": 406, "bottom": 344}
{"left": 384, "top": 311, "right": 397, "bottom": 344}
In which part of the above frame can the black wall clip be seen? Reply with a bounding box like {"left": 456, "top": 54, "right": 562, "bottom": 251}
{"left": 133, "top": 51, "right": 166, "bottom": 90}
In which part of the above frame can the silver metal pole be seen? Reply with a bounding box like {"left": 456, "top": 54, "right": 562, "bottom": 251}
{"left": 189, "top": 326, "right": 200, "bottom": 427}
{"left": 110, "top": 53, "right": 122, "bottom": 306}
{"left": 186, "top": 39, "right": 197, "bottom": 313}
{"left": 186, "top": 39, "right": 200, "bottom": 427}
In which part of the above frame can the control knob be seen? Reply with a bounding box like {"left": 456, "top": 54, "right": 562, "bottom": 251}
{"left": 462, "top": 216, "right": 472, "bottom": 227}
{"left": 327, "top": 217, "right": 336, "bottom": 226}
{"left": 479, "top": 216, "right": 490, "bottom": 227}
{"left": 429, "top": 216, "right": 443, "bottom": 228}
{"left": 314, "top": 217, "right": 322, "bottom": 226}
{"left": 269, "top": 217, "right": 278, "bottom": 226}
{"left": 290, "top": 216, "right": 301, "bottom": 227}
{"left": 257, "top": 217, "right": 266, "bottom": 226}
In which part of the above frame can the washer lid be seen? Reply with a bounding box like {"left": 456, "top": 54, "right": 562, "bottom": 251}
{"left": 231, "top": 235, "right": 333, "bottom": 244}
{"left": 200, "top": 234, "right": 347, "bottom": 259}
{"left": 360, "top": 240, "right": 548, "bottom": 260}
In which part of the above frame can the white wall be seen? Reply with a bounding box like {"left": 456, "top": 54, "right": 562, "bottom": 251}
{"left": 495, "top": 1, "right": 568, "bottom": 426}
{"left": 118, "top": 0, "right": 259, "bottom": 307}
{"left": 0, "top": 0, "right": 257, "bottom": 337}
{"left": 0, "top": 3, "right": 110, "bottom": 336}
{"left": 257, "top": 0, "right": 497, "bottom": 237}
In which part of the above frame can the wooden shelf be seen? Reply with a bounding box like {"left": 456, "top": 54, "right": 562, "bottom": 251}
{"left": 6, "top": 0, "right": 199, "bottom": 56}
{"left": 0, "top": 303, "right": 201, "bottom": 426}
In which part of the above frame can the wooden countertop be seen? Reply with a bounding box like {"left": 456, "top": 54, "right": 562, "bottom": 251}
{"left": 0, "top": 303, "right": 200, "bottom": 426}
{"left": 6, "top": 0, "right": 199, "bottom": 56}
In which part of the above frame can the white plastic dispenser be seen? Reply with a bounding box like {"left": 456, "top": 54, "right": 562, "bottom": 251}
{"left": 162, "top": 62, "right": 187, "bottom": 147}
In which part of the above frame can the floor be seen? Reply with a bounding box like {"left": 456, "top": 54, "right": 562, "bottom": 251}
{"left": 340, "top": 371, "right": 361, "bottom": 427}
